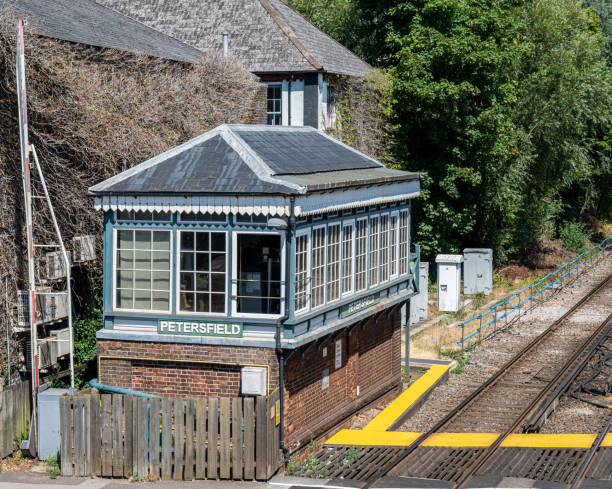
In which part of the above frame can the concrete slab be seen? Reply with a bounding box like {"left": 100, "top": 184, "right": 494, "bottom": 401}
{"left": 371, "top": 476, "right": 454, "bottom": 488}
{"left": 462, "top": 475, "right": 503, "bottom": 488}
{"left": 572, "top": 480, "right": 612, "bottom": 489}
{"left": 497, "top": 477, "right": 535, "bottom": 488}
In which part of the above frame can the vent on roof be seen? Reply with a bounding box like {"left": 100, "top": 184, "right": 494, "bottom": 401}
{"left": 222, "top": 34, "right": 229, "bottom": 57}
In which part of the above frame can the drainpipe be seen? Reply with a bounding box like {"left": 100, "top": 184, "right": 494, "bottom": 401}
{"left": 287, "top": 76, "right": 293, "bottom": 126}
{"left": 276, "top": 195, "right": 295, "bottom": 464}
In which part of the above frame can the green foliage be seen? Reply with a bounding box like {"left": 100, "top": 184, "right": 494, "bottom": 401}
{"left": 559, "top": 221, "right": 591, "bottom": 252}
{"left": 46, "top": 454, "right": 61, "bottom": 479}
{"left": 471, "top": 292, "right": 487, "bottom": 310}
{"left": 346, "top": 447, "right": 359, "bottom": 460}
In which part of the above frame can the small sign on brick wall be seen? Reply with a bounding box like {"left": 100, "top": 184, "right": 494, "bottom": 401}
{"left": 340, "top": 292, "right": 381, "bottom": 318}
{"left": 335, "top": 339, "right": 342, "bottom": 369}
{"left": 321, "top": 369, "right": 329, "bottom": 390}
{"left": 157, "top": 320, "right": 243, "bottom": 337}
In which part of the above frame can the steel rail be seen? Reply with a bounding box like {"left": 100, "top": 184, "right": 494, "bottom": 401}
{"left": 568, "top": 413, "right": 612, "bottom": 489}
{"left": 363, "top": 272, "right": 612, "bottom": 489}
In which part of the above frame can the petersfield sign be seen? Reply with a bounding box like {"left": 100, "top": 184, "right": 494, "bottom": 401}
{"left": 340, "top": 292, "right": 381, "bottom": 318}
{"left": 157, "top": 320, "right": 243, "bottom": 338}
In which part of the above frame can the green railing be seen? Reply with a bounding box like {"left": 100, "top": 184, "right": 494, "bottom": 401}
{"left": 456, "top": 236, "right": 612, "bottom": 349}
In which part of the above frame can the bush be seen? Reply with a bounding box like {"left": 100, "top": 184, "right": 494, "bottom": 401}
{"left": 559, "top": 221, "right": 590, "bottom": 252}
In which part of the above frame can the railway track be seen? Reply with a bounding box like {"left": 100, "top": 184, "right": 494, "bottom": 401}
{"left": 372, "top": 272, "right": 612, "bottom": 488}
{"left": 302, "top": 272, "right": 612, "bottom": 487}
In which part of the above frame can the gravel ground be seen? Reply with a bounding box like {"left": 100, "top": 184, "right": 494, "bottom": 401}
{"left": 398, "top": 256, "right": 612, "bottom": 433}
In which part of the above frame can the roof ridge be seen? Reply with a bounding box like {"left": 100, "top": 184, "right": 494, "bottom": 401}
{"left": 258, "top": 0, "right": 323, "bottom": 71}
{"left": 92, "top": 0, "right": 205, "bottom": 60}
{"left": 269, "top": 0, "right": 373, "bottom": 74}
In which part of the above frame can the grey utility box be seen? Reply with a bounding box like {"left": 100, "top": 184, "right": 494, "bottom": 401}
{"left": 38, "top": 388, "right": 69, "bottom": 461}
{"left": 436, "top": 254, "right": 464, "bottom": 312}
{"left": 463, "top": 248, "right": 493, "bottom": 295}
{"left": 410, "top": 262, "right": 429, "bottom": 324}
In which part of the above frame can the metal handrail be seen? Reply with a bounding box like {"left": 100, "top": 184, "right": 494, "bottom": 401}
{"left": 456, "top": 236, "right": 612, "bottom": 346}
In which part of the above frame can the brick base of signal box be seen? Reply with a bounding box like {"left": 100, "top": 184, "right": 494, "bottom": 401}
{"left": 97, "top": 308, "right": 402, "bottom": 453}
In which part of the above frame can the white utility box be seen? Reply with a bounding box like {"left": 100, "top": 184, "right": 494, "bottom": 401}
{"left": 463, "top": 248, "right": 493, "bottom": 295}
{"left": 436, "top": 254, "right": 464, "bottom": 312}
{"left": 38, "top": 388, "right": 69, "bottom": 460}
{"left": 241, "top": 366, "right": 267, "bottom": 396}
{"left": 410, "top": 262, "right": 429, "bottom": 324}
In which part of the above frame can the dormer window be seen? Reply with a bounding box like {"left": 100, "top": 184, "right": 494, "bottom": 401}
{"left": 267, "top": 84, "right": 282, "bottom": 125}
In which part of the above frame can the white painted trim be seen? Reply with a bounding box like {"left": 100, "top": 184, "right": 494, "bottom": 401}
{"left": 341, "top": 219, "right": 355, "bottom": 298}
{"left": 389, "top": 210, "right": 400, "bottom": 280}
{"left": 310, "top": 224, "right": 327, "bottom": 310}
{"left": 294, "top": 228, "right": 311, "bottom": 314}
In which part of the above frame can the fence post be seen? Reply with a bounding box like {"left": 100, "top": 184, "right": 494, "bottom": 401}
{"left": 478, "top": 315, "right": 482, "bottom": 343}
{"left": 461, "top": 322, "right": 465, "bottom": 353}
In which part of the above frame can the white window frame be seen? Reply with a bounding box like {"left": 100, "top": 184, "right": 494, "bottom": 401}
{"left": 326, "top": 223, "right": 341, "bottom": 304}
{"left": 390, "top": 211, "right": 400, "bottom": 279}
{"left": 379, "top": 213, "right": 390, "bottom": 284}
{"left": 112, "top": 227, "right": 173, "bottom": 314}
{"left": 266, "top": 83, "right": 283, "bottom": 126}
{"left": 294, "top": 228, "right": 311, "bottom": 314}
{"left": 399, "top": 209, "right": 410, "bottom": 276}
{"left": 341, "top": 220, "right": 355, "bottom": 297}
{"left": 176, "top": 229, "right": 229, "bottom": 317}
{"left": 355, "top": 217, "right": 368, "bottom": 293}
{"left": 231, "top": 229, "right": 286, "bottom": 319}
{"left": 310, "top": 224, "right": 327, "bottom": 309}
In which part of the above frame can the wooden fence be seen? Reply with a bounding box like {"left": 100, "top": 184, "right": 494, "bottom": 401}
{"left": 0, "top": 381, "right": 31, "bottom": 458}
{"left": 60, "top": 389, "right": 281, "bottom": 480}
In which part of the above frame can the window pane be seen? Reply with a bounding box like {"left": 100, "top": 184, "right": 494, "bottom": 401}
{"left": 390, "top": 215, "right": 398, "bottom": 277}
{"left": 181, "top": 253, "right": 195, "bottom": 271}
{"left": 134, "top": 250, "right": 151, "bottom": 270}
{"left": 134, "top": 211, "right": 152, "bottom": 221}
{"left": 196, "top": 232, "right": 209, "bottom": 251}
{"left": 356, "top": 219, "right": 367, "bottom": 292}
{"left": 117, "top": 250, "right": 133, "bottom": 269}
{"left": 181, "top": 232, "right": 195, "bottom": 251}
{"left": 342, "top": 224, "right": 354, "bottom": 294}
{"left": 152, "top": 251, "right": 170, "bottom": 270}
{"left": 152, "top": 271, "right": 170, "bottom": 290}
{"left": 135, "top": 230, "right": 150, "bottom": 249}
{"left": 294, "top": 233, "right": 309, "bottom": 312}
{"left": 117, "top": 210, "right": 131, "bottom": 221}
{"left": 116, "top": 289, "right": 133, "bottom": 309}
{"left": 134, "top": 270, "right": 151, "bottom": 289}
{"left": 211, "top": 293, "right": 225, "bottom": 313}
{"left": 196, "top": 253, "right": 209, "bottom": 271}
{"left": 311, "top": 227, "right": 325, "bottom": 308}
{"left": 211, "top": 233, "right": 225, "bottom": 252}
{"left": 181, "top": 292, "right": 194, "bottom": 312}
{"left": 400, "top": 210, "right": 409, "bottom": 275}
{"left": 211, "top": 273, "right": 225, "bottom": 292}
{"left": 118, "top": 230, "right": 133, "bottom": 249}
{"left": 380, "top": 214, "right": 389, "bottom": 283}
{"left": 196, "top": 273, "right": 210, "bottom": 291}
{"left": 181, "top": 272, "right": 194, "bottom": 291}
{"left": 117, "top": 270, "right": 133, "bottom": 289}
{"left": 134, "top": 290, "right": 151, "bottom": 309}
{"left": 153, "top": 231, "right": 170, "bottom": 251}
{"left": 211, "top": 253, "right": 225, "bottom": 272}
{"left": 196, "top": 293, "right": 210, "bottom": 312}
{"left": 152, "top": 291, "right": 169, "bottom": 310}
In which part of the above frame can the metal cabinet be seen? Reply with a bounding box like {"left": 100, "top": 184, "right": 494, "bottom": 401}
{"left": 463, "top": 248, "right": 493, "bottom": 295}
{"left": 410, "top": 261, "right": 429, "bottom": 324}
{"left": 436, "top": 254, "right": 463, "bottom": 312}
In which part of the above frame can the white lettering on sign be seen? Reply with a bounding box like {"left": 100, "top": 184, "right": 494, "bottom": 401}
{"left": 335, "top": 339, "right": 342, "bottom": 370}
{"left": 157, "top": 320, "right": 243, "bottom": 337}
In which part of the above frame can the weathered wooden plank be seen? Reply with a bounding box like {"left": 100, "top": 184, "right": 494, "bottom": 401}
{"left": 161, "top": 399, "right": 172, "bottom": 480}
{"left": 195, "top": 399, "right": 207, "bottom": 479}
{"left": 101, "top": 395, "right": 112, "bottom": 477}
{"left": 59, "top": 395, "right": 72, "bottom": 476}
{"left": 73, "top": 396, "right": 85, "bottom": 477}
{"left": 112, "top": 394, "right": 123, "bottom": 477}
{"left": 243, "top": 397, "right": 254, "bottom": 480}
{"left": 219, "top": 397, "right": 231, "bottom": 479}
{"left": 255, "top": 396, "right": 267, "bottom": 480}
{"left": 149, "top": 397, "right": 161, "bottom": 479}
{"left": 83, "top": 394, "right": 92, "bottom": 476}
{"left": 267, "top": 394, "right": 274, "bottom": 478}
{"left": 232, "top": 397, "right": 243, "bottom": 480}
{"left": 123, "top": 395, "right": 133, "bottom": 477}
{"left": 0, "top": 391, "right": 8, "bottom": 459}
{"left": 90, "top": 391, "right": 101, "bottom": 477}
{"left": 137, "top": 397, "right": 148, "bottom": 479}
{"left": 132, "top": 396, "right": 139, "bottom": 478}
{"left": 208, "top": 397, "right": 219, "bottom": 479}
{"left": 173, "top": 399, "right": 184, "bottom": 480}
{"left": 184, "top": 399, "right": 195, "bottom": 480}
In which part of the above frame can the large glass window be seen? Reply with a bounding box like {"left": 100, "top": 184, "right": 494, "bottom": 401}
{"left": 355, "top": 219, "right": 368, "bottom": 292}
{"left": 115, "top": 229, "right": 171, "bottom": 311}
{"left": 311, "top": 227, "right": 326, "bottom": 308}
{"left": 342, "top": 222, "right": 354, "bottom": 295}
{"left": 380, "top": 214, "right": 389, "bottom": 282}
{"left": 368, "top": 216, "right": 379, "bottom": 286}
{"left": 390, "top": 213, "right": 399, "bottom": 277}
{"left": 326, "top": 224, "right": 341, "bottom": 302}
{"left": 400, "top": 210, "right": 409, "bottom": 275}
{"left": 179, "top": 231, "right": 227, "bottom": 313}
{"left": 294, "top": 232, "right": 309, "bottom": 312}
{"left": 267, "top": 85, "right": 282, "bottom": 125}
{"left": 236, "top": 234, "right": 281, "bottom": 315}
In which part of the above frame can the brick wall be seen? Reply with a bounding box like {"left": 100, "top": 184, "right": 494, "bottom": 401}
{"left": 97, "top": 340, "right": 279, "bottom": 398}
{"left": 283, "top": 309, "right": 401, "bottom": 451}
{"left": 249, "top": 83, "right": 268, "bottom": 125}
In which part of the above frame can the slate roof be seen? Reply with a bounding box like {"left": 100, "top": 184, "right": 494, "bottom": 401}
{"left": 89, "top": 125, "right": 418, "bottom": 196}
{"left": 93, "top": 0, "right": 372, "bottom": 76}
{"left": 4, "top": 0, "right": 204, "bottom": 62}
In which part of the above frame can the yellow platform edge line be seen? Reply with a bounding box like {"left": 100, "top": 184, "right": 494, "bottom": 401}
{"left": 363, "top": 365, "right": 451, "bottom": 432}
{"left": 325, "top": 430, "right": 612, "bottom": 448}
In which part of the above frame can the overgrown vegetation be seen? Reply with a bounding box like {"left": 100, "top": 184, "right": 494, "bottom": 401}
{"left": 437, "top": 341, "right": 480, "bottom": 374}
{"left": 286, "top": 0, "right": 612, "bottom": 264}
{"left": 0, "top": 9, "right": 263, "bottom": 377}
{"left": 559, "top": 221, "right": 591, "bottom": 252}
{"left": 45, "top": 454, "right": 61, "bottom": 479}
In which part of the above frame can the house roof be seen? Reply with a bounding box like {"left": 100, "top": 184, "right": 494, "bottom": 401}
{"left": 89, "top": 125, "right": 419, "bottom": 197}
{"left": 4, "top": 0, "right": 204, "bottom": 62}
{"left": 94, "top": 0, "right": 372, "bottom": 76}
